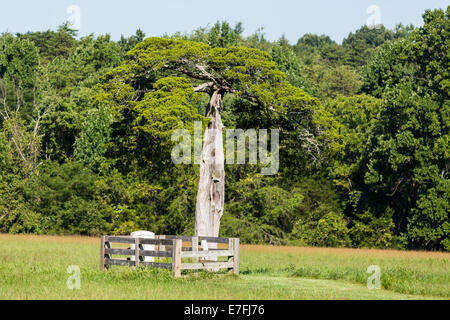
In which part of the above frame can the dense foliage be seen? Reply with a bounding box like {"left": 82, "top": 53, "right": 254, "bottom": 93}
{"left": 0, "top": 7, "right": 448, "bottom": 250}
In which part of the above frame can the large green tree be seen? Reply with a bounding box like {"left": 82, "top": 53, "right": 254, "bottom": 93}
{"left": 362, "top": 7, "right": 449, "bottom": 250}
{"left": 99, "top": 37, "right": 341, "bottom": 238}
{"left": 342, "top": 25, "right": 395, "bottom": 68}
{"left": 17, "top": 23, "right": 78, "bottom": 65}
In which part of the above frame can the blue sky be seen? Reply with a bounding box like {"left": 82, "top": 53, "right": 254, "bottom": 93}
{"left": 0, "top": 0, "right": 448, "bottom": 44}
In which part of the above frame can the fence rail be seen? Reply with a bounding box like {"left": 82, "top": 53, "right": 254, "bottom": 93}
{"left": 100, "top": 235, "right": 239, "bottom": 277}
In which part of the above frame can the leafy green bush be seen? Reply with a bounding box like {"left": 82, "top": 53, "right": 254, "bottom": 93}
{"left": 22, "top": 161, "right": 112, "bottom": 235}
{"left": 349, "top": 209, "right": 395, "bottom": 248}
{"left": 291, "top": 212, "right": 351, "bottom": 247}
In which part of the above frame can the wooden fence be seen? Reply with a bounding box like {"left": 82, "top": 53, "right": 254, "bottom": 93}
{"left": 100, "top": 235, "right": 239, "bottom": 277}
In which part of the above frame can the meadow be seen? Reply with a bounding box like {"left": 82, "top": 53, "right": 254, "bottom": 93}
{"left": 0, "top": 234, "right": 448, "bottom": 300}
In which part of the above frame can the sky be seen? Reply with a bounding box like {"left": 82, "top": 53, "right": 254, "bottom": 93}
{"left": 0, "top": 0, "right": 448, "bottom": 44}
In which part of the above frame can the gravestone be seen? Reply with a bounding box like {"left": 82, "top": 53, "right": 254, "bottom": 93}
{"left": 130, "top": 230, "right": 155, "bottom": 263}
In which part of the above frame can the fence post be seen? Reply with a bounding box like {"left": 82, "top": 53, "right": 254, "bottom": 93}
{"left": 232, "top": 238, "right": 240, "bottom": 275}
{"left": 227, "top": 238, "right": 233, "bottom": 271}
{"left": 192, "top": 236, "right": 199, "bottom": 263}
{"left": 159, "top": 235, "right": 166, "bottom": 252}
{"left": 100, "top": 236, "right": 105, "bottom": 271}
{"left": 135, "top": 237, "right": 140, "bottom": 267}
{"left": 172, "top": 239, "right": 182, "bottom": 278}
{"left": 105, "top": 239, "right": 111, "bottom": 269}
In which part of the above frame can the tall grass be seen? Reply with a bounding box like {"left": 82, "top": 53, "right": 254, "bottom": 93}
{"left": 240, "top": 246, "right": 449, "bottom": 297}
{"left": 0, "top": 235, "right": 448, "bottom": 299}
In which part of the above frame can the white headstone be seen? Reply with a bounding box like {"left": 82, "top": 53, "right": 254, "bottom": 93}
{"left": 201, "top": 239, "right": 209, "bottom": 251}
{"left": 130, "top": 230, "right": 155, "bottom": 262}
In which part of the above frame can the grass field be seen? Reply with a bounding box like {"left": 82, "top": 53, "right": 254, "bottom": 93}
{"left": 0, "top": 234, "right": 448, "bottom": 300}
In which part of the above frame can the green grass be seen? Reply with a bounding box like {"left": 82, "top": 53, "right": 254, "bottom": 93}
{"left": 0, "top": 235, "right": 448, "bottom": 300}
{"left": 240, "top": 246, "right": 450, "bottom": 298}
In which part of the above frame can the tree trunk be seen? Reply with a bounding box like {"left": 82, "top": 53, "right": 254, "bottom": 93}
{"left": 195, "top": 88, "right": 225, "bottom": 238}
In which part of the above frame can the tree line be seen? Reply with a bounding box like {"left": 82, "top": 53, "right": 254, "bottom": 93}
{"left": 0, "top": 7, "right": 448, "bottom": 250}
